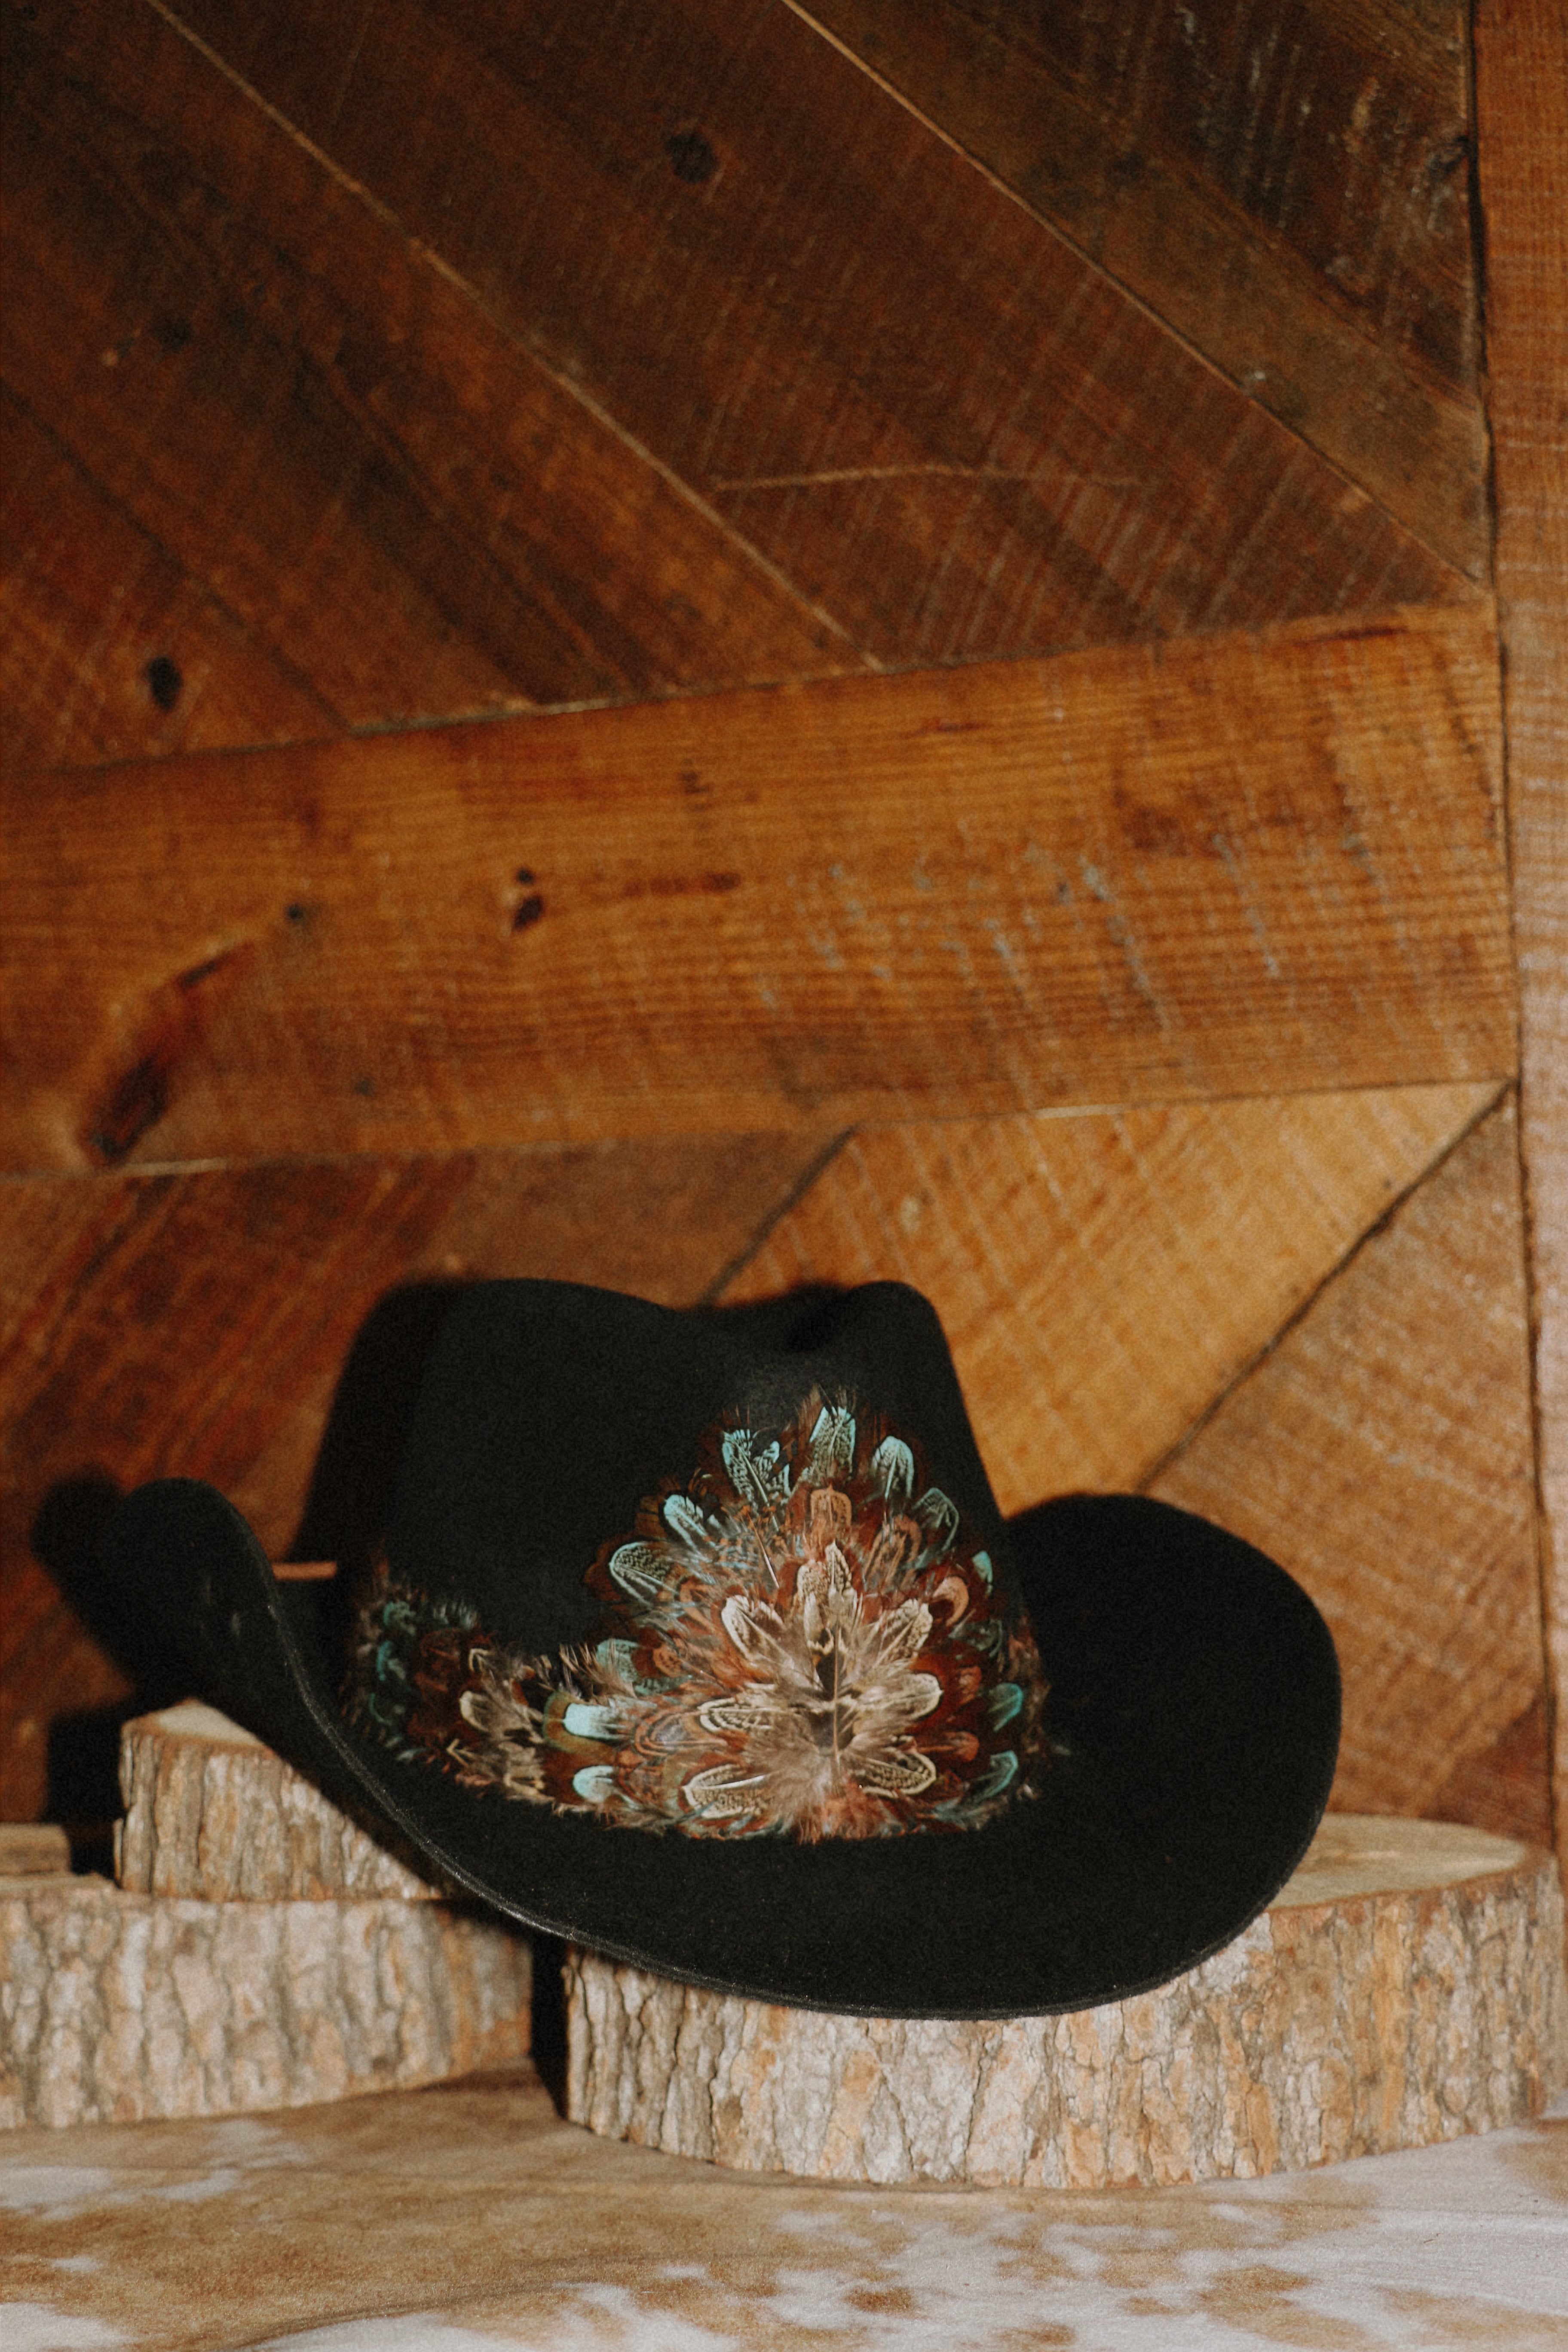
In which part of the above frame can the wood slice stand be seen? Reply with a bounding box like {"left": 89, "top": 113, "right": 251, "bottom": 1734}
{"left": 569, "top": 1815, "right": 1568, "bottom": 2187}
{"left": 0, "top": 1703, "right": 530, "bottom": 2131}
{"left": 5, "top": 1703, "right": 1563, "bottom": 2180}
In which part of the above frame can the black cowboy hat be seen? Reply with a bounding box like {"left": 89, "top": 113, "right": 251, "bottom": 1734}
{"left": 105, "top": 1279, "right": 1338, "bottom": 2018}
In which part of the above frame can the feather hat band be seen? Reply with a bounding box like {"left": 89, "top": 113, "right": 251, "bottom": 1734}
{"left": 350, "top": 1389, "right": 1046, "bottom": 1843}
{"left": 105, "top": 1280, "right": 1340, "bottom": 2018}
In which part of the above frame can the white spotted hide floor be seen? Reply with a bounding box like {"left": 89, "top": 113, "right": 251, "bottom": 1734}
{"left": 2, "top": 2072, "right": 1565, "bottom": 2350}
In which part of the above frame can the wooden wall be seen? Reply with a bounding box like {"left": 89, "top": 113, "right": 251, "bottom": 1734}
{"left": 3, "top": 0, "right": 1561, "bottom": 1870}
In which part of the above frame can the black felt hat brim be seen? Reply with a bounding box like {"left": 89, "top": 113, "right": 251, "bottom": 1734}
{"left": 106, "top": 1478, "right": 1339, "bottom": 2019}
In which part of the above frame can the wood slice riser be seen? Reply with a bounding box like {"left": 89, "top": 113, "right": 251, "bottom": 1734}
{"left": 0, "top": 1874, "right": 531, "bottom": 2132}
{"left": 565, "top": 1830, "right": 1568, "bottom": 2188}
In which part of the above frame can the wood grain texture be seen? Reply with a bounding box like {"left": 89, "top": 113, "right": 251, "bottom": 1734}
{"left": 0, "top": 1872, "right": 532, "bottom": 2128}
{"left": 567, "top": 1821, "right": 1566, "bottom": 2185}
{"left": 723, "top": 1082, "right": 1498, "bottom": 1514}
{"left": 0, "top": 0, "right": 850, "bottom": 753}
{"left": 115, "top": 1704, "right": 443, "bottom": 1902}
{"left": 801, "top": 0, "right": 1485, "bottom": 576}
{"left": 0, "top": 1132, "right": 831, "bottom": 1818}
{"left": 0, "top": 602, "right": 1513, "bottom": 1175}
{"left": 1153, "top": 1102, "right": 1549, "bottom": 1846}
{"left": 162, "top": 0, "right": 1464, "bottom": 670}
{"left": 1475, "top": 0, "right": 1568, "bottom": 1867}
{"left": 0, "top": 387, "right": 336, "bottom": 774}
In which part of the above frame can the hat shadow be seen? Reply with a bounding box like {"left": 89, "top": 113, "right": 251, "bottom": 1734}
{"left": 23, "top": 1283, "right": 469, "bottom": 1874}
{"left": 28, "top": 1473, "right": 184, "bottom": 1868}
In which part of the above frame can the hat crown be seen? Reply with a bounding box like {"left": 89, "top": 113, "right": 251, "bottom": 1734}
{"left": 383, "top": 1280, "right": 1014, "bottom": 1642}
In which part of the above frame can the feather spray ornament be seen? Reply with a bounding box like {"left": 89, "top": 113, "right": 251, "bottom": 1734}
{"left": 349, "top": 1391, "right": 1046, "bottom": 1841}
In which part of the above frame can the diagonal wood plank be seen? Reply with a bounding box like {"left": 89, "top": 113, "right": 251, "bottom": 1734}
{"left": 1476, "top": 0, "right": 1568, "bottom": 1866}
{"left": 0, "top": 0, "right": 852, "bottom": 744}
{"left": 800, "top": 0, "right": 1485, "bottom": 576}
{"left": 0, "top": 387, "right": 337, "bottom": 774}
{"left": 721, "top": 1081, "right": 1499, "bottom": 1513}
{"left": 1152, "top": 1100, "right": 1547, "bottom": 1847}
{"left": 160, "top": 0, "right": 1463, "bottom": 668}
{"left": 0, "top": 603, "right": 1513, "bottom": 1173}
{"left": 0, "top": 1130, "right": 835, "bottom": 1819}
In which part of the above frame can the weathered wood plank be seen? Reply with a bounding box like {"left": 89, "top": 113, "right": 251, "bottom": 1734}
{"left": 722, "top": 1081, "right": 1498, "bottom": 1513}
{"left": 0, "top": 388, "right": 335, "bottom": 775}
{"left": 0, "top": 1132, "right": 832, "bottom": 1819}
{"left": 801, "top": 0, "right": 1485, "bottom": 576}
{"left": 0, "top": 0, "right": 851, "bottom": 744}
{"left": 1476, "top": 0, "right": 1568, "bottom": 1869}
{"left": 1153, "top": 1102, "right": 1549, "bottom": 1847}
{"left": 162, "top": 0, "right": 1463, "bottom": 667}
{"left": 0, "top": 603, "right": 1513, "bottom": 1174}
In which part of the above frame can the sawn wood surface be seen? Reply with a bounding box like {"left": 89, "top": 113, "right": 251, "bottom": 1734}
{"left": 1155, "top": 1102, "right": 1549, "bottom": 1848}
{"left": 724, "top": 1081, "right": 1499, "bottom": 1510}
{"left": 1, "top": 602, "right": 1511, "bottom": 1172}
{"left": 1475, "top": 0, "right": 1568, "bottom": 1870}
{"left": 800, "top": 0, "right": 1485, "bottom": 577}
{"left": 0, "top": 0, "right": 1466, "bottom": 775}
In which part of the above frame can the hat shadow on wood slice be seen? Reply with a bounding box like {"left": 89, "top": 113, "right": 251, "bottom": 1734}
{"left": 104, "top": 1280, "right": 1339, "bottom": 2018}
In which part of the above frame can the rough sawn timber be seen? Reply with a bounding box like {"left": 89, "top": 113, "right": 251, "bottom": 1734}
{"left": 725, "top": 1080, "right": 1498, "bottom": 1513}
{"left": 1475, "top": 0, "right": 1568, "bottom": 1874}
{"left": 801, "top": 0, "right": 1486, "bottom": 576}
{"left": 566, "top": 1818, "right": 1568, "bottom": 2187}
{"left": 1154, "top": 1101, "right": 1548, "bottom": 1848}
{"left": 1, "top": 0, "right": 853, "bottom": 753}
{"left": 1, "top": 601, "right": 1512, "bottom": 1172}
{"left": 0, "top": 385, "right": 337, "bottom": 776}
{"left": 157, "top": 0, "right": 1463, "bottom": 671}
